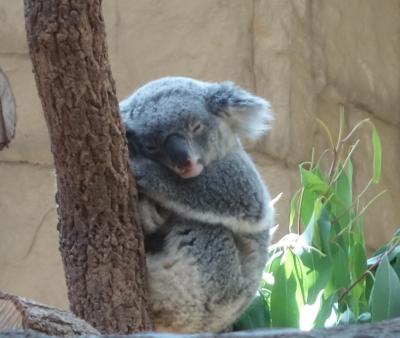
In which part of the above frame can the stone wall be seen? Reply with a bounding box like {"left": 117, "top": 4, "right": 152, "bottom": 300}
{"left": 0, "top": 0, "right": 399, "bottom": 310}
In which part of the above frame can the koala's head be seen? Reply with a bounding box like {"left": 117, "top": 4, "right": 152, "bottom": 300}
{"left": 120, "top": 77, "right": 272, "bottom": 179}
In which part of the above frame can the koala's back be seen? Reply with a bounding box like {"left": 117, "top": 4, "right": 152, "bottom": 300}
{"left": 147, "top": 219, "right": 269, "bottom": 332}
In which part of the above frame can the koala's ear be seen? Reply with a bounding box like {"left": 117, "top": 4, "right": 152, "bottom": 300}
{"left": 205, "top": 82, "right": 273, "bottom": 140}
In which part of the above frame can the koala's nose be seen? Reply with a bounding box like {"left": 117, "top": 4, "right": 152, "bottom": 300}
{"left": 164, "top": 133, "right": 203, "bottom": 178}
{"left": 176, "top": 159, "right": 191, "bottom": 169}
{"left": 176, "top": 158, "right": 204, "bottom": 178}
{"left": 164, "top": 133, "right": 191, "bottom": 168}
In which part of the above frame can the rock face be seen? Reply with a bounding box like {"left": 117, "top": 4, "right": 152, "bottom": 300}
{"left": 0, "top": 0, "right": 399, "bottom": 309}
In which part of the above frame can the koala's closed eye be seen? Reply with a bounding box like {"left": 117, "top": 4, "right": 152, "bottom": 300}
{"left": 143, "top": 143, "right": 159, "bottom": 153}
{"left": 190, "top": 121, "right": 204, "bottom": 135}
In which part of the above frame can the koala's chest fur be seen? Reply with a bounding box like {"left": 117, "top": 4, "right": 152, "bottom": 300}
{"left": 145, "top": 220, "right": 270, "bottom": 332}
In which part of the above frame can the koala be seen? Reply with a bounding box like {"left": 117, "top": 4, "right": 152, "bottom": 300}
{"left": 119, "top": 77, "right": 274, "bottom": 333}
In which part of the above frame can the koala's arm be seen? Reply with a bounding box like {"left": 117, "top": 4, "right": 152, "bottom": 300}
{"left": 132, "top": 152, "right": 273, "bottom": 234}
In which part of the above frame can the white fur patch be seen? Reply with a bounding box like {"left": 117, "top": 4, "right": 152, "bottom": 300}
{"left": 227, "top": 100, "right": 273, "bottom": 141}
{"left": 146, "top": 192, "right": 274, "bottom": 234}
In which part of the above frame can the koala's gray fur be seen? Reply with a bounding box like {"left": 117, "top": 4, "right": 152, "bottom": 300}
{"left": 119, "top": 77, "right": 274, "bottom": 333}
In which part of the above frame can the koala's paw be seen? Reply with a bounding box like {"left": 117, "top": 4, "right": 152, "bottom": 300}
{"left": 131, "top": 156, "right": 166, "bottom": 192}
{"left": 139, "top": 198, "right": 166, "bottom": 234}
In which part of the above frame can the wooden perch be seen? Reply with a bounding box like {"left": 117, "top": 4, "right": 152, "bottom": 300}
{"left": 1, "top": 291, "right": 400, "bottom": 338}
{"left": 1, "top": 319, "right": 400, "bottom": 338}
{"left": 0, "top": 291, "right": 98, "bottom": 336}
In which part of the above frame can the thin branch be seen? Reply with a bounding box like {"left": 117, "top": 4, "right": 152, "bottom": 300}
{"left": 338, "top": 245, "right": 399, "bottom": 303}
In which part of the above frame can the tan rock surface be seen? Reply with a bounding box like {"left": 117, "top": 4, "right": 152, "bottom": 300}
{"left": 0, "top": 163, "right": 67, "bottom": 309}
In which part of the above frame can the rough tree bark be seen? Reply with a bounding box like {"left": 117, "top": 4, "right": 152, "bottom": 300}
{"left": 24, "top": 0, "right": 152, "bottom": 333}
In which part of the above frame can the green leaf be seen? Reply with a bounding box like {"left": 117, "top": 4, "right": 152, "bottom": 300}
{"left": 289, "top": 189, "right": 301, "bottom": 229}
{"left": 265, "top": 250, "right": 283, "bottom": 275}
{"left": 328, "top": 244, "right": 350, "bottom": 292}
{"left": 348, "top": 239, "right": 368, "bottom": 316}
{"left": 300, "top": 167, "right": 330, "bottom": 194}
{"left": 299, "top": 250, "right": 332, "bottom": 304}
{"left": 370, "top": 255, "right": 400, "bottom": 322}
{"left": 270, "top": 263, "right": 300, "bottom": 327}
{"left": 352, "top": 217, "right": 366, "bottom": 247}
{"left": 330, "top": 161, "right": 353, "bottom": 231}
{"left": 349, "top": 282, "right": 368, "bottom": 318}
{"left": 333, "top": 162, "right": 353, "bottom": 207}
{"left": 368, "top": 243, "right": 389, "bottom": 265}
{"left": 369, "top": 228, "right": 400, "bottom": 262}
{"left": 357, "top": 312, "right": 371, "bottom": 323}
{"left": 364, "top": 272, "right": 374, "bottom": 304}
{"left": 393, "top": 228, "right": 400, "bottom": 239}
{"left": 301, "top": 198, "right": 323, "bottom": 247}
{"left": 300, "top": 189, "right": 317, "bottom": 230}
{"left": 315, "top": 208, "right": 332, "bottom": 256}
{"left": 338, "top": 307, "right": 356, "bottom": 325}
{"left": 313, "top": 293, "right": 337, "bottom": 328}
{"left": 312, "top": 167, "right": 327, "bottom": 181}
{"left": 371, "top": 126, "right": 382, "bottom": 183}
{"left": 289, "top": 252, "right": 307, "bottom": 306}
{"left": 233, "top": 292, "right": 270, "bottom": 330}
{"left": 352, "top": 241, "right": 367, "bottom": 281}
{"left": 299, "top": 290, "right": 324, "bottom": 330}
{"left": 392, "top": 258, "right": 400, "bottom": 281}
{"left": 368, "top": 245, "right": 400, "bottom": 266}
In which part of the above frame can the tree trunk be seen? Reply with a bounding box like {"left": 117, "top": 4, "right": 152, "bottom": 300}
{"left": 24, "top": 0, "right": 152, "bottom": 333}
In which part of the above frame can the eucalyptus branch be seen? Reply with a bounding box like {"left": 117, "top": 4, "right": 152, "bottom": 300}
{"left": 338, "top": 244, "right": 399, "bottom": 303}
{"left": 317, "top": 118, "right": 335, "bottom": 151}
{"left": 358, "top": 190, "right": 387, "bottom": 216}
{"left": 341, "top": 118, "right": 370, "bottom": 144}
{"left": 297, "top": 188, "right": 304, "bottom": 235}
{"left": 356, "top": 179, "right": 373, "bottom": 213}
